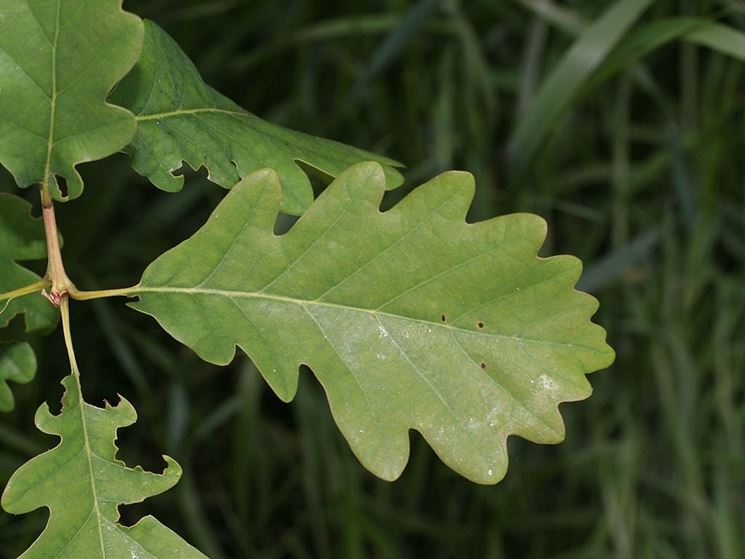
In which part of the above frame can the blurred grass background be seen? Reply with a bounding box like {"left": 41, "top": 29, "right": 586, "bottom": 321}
{"left": 1, "top": 0, "right": 745, "bottom": 557}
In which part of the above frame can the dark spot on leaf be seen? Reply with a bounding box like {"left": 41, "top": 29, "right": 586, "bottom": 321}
{"left": 477, "top": 322, "right": 485, "bottom": 329}
{"left": 441, "top": 314, "right": 447, "bottom": 322}
{"left": 480, "top": 362, "right": 487, "bottom": 369}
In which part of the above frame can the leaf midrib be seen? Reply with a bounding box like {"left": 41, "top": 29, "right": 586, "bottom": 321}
{"left": 134, "top": 285, "right": 607, "bottom": 355}
{"left": 73, "top": 375, "right": 108, "bottom": 557}
{"left": 135, "top": 107, "right": 246, "bottom": 121}
{"left": 133, "top": 107, "right": 402, "bottom": 170}
{"left": 137, "top": 285, "right": 577, "bottom": 441}
{"left": 42, "top": 0, "right": 61, "bottom": 188}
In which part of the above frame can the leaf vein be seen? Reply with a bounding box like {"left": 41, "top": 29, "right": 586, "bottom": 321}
{"left": 447, "top": 328, "right": 560, "bottom": 437}
{"left": 376, "top": 315, "right": 491, "bottom": 462}
{"left": 136, "top": 107, "right": 247, "bottom": 121}
{"left": 315, "top": 194, "right": 455, "bottom": 302}
{"left": 137, "top": 286, "right": 609, "bottom": 355}
{"left": 258, "top": 209, "right": 349, "bottom": 293}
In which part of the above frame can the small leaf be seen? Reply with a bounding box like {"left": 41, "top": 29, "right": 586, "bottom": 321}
{"left": 111, "top": 20, "right": 404, "bottom": 216}
{"left": 130, "top": 162, "right": 614, "bottom": 484}
{"left": 1, "top": 373, "right": 206, "bottom": 558}
{"left": 0, "top": 342, "right": 36, "bottom": 412}
{"left": 0, "top": 194, "right": 56, "bottom": 333}
{"left": 0, "top": 193, "right": 48, "bottom": 260}
{"left": 0, "top": 0, "right": 143, "bottom": 200}
{"left": 0, "top": 258, "right": 54, "bottom": 332}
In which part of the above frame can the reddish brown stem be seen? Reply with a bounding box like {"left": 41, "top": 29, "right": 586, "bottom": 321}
{"left": 41, "top": 187, "right": 75, "bottom": 305}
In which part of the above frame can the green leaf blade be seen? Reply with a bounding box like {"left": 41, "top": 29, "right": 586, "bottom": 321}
{"left": 0, "top": 342, "right": 36, "bottom": 412}
{"left": 588, "top": 18, "right": 745, "bottom": 90}
{"left": 0, "top": 194, "right": 53, "bottom": 409}
{"left": 685, "top": 22, "right": 745, "bottom": 62}
{"left": 132, "top": 163, "right": 614, "bottom": 484}
{"left": 0, "top": 193, "right": 48, "bottom": 260}
{"left": 0, "top": 259, "right": 53, "bottom": 331}
{"left": 1, "top": 373, "right": 205, "bottom": 558}
{"left": 111, "top": 20, "right": 404, "bottom": 216}
{"left": 0, "top": 0, "right": 143, "bottom": 200}
{"left": 0, "top": 194, "right": 56, "bottom": 333}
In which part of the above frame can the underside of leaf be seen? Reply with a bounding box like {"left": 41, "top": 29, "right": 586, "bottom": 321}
{"left": 110, "top": 20, "right": 405, "bottom": 216}
{"left": 1, "top": 373, "right": 205, "bottom": 558}
{"left": 130, "top": 162, "right": 615, "bottom": 484}
{"left": 0, "top": 0, "right": 143, "bottom": 200}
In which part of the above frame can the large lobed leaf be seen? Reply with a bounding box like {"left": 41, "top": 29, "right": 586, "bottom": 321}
{"left": 130, "top": 163, "right": 614, "bottom": 484}
{"left": 1, "top": 373, "right": 205, "bottom": 558}
{"left": 111, "top": 21, "right": 404, "bottom": 216}
{"left": 0, "top": 0, "right": 143, "bottom": 200}
{"left": 0, "top": 194, "right": 56, "bottom": 333}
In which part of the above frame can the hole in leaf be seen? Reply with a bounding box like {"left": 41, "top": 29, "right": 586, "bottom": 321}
{"left": 441, "top": 314, "right": 447, "bottom": 322}
{"left": 54, "top": 175, "right": 68, "bottom": 197}
{"left": 274, "top": 213, "right": 299, "bottom": 236}
{"left": 119, "top": 504, "right": 149, "bottom": 528}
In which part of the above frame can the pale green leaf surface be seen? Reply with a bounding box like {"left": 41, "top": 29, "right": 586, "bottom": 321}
{"left": 131, "top": 162, "right": 614, "bottom": 484}
{"left": 1, "top": 373, "right": 206, "bottom": 558}
{"left": 0, "top": 0, "right": 143, "bottom": 200}
{"left": 0, "top": 194, "right": 56, "bottom": 333}
{"left": 110, "top": 20, "right": 404, "bottom": 216}
{"left": 0, "top": 342, "right": 36, "bottom": 412}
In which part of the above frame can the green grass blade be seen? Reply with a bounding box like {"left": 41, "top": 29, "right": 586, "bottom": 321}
{"left": 508, "top": 0, "right": 654, "bottom": 179}
{"left": 685, "top": 22, "right": 745, "bottom": 61}
{"left": 594, "top": 19, "right": 745, "bottom": 89}
{"left": 589, "top": 18, "right": 709, "bottom": 87}
{"left": 355, "top": 0, "right": 441, "bottom": 88}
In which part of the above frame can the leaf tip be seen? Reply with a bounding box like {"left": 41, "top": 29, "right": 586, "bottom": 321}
{"left": 349, "top": 428, "right": 411, "bottom": 483}
{"left": 474, "top": 459, "right": 509, "bottom": 486}
{"left": 383, "top": 165, "right": 406, "bottom": 191}
{"left": 232, "top": 167, "right": 283, "bottom": 208}
{"left": 161, "top": 455, "right": 184, "bottom": 482}
{"left": 33, "top": 401, "right": 57, "bottom": 434}
{"left": 349, "top": 160, "right": 388, "bottom": 185}
{"left": 591, "top": 328, "right": 616, "bottom": 371}
{"left": 249, "top": 167, "right": 281, "bottom": 184}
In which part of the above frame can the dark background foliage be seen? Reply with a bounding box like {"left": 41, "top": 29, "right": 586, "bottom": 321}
{"left": 1, "top": 1, "right": 744, "bottom": 557}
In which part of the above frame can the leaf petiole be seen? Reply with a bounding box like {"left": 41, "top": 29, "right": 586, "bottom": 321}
{"left": 59, "top": 297, "right": 79, "bottom": 374}
{"left": 0, "top": 280, "right": 51, "bottom": 315}
{"left": 41, "top": 185, "right": 75, "bottom": 298}
{"left": 68, "top": 285, "right": 140, "bottom": 301}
